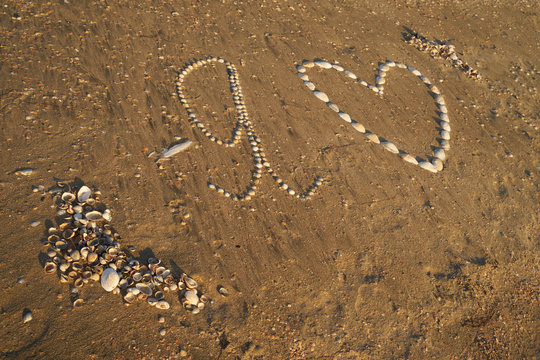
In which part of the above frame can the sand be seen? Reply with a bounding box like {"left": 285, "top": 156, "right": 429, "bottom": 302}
{"left": 0, "top": 0, "right": 538, "bottom": 359}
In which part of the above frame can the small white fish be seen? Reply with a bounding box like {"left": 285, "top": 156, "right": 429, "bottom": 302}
{"left": 159, "top": 140, "right": 193, "bottom": 160}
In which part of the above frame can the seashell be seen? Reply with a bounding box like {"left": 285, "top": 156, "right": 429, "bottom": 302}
{"left": 162, "top": 269, "right": 171, "bottom": 278}
{"left": 124, "top": 293, "right": 136, "bottom": 303}
{"left": 440, "top": 139, "right": 450, "bottom": 150}
{"left": 137, "top": 293, "right": 148, "bottom": 301}
{"left": 302, "top": 60, "right": 314, "bottom": 68}
{"left": 74, "top": 277, "right": 84, "bottom": 288}
{"left": 217, "top": 285, "right": 229, "bottom": 297}
{"left": 80, "top": 247, "right": 89, "bottom": 259}
{"left": 136, "top": 283, "right": 153, "bottom": 296}
{"left": 184, "top": 289, "right": 199, "bottom": 305}
{"left": 47, "top": 249, "right": 57, "bottom": 258}
{"left": 112, "top": 287, "right": 120, "bottom": 295}
{"left": 132, "top": 272, "right": 142, "bottom": 282}
{"left": 400, "top": 153, "right": 419, "bottom": 165}
{"left": 155, "top": 291, "right": 164, "bottom": 300}
{"left": 102, "top": 209, "right": 112, "bottom": 222}
{"left": 73, "top": 298, "right": 84, "bottom": 308}
{"left": 47, "top": 234, "right": 60, "bottom": 243}
{"left": 73, "top": 205, "right": 83, "bottom": 214}
{"left": 326, "top": 102, "right": 339, "bottom": 112}
{"left": 147, "top": 298, "right": 158, "bottom": 306}
{"left": 200, "top": 295, "right": 209, "bottom": 303}
{"left": 77, "top": 186, "right": 92, "bottom": 203}
{"left": 62, "top": 192, "right": 76, "bottom": 203}
{"left": 87, "top": 252, "right": 98, "bottom": 264}
{"left": 314, "top": 60, "right": 332, "bottom": 69}
{"left": 59, "top": 263, "right": 70, "bottom": 273}
{"left": 296, "top": 65, "right": 306, "bottom": 73}
{"left": 365, "top": 132, "right": 380, "bottom": 144}
{"left": 156, "top": 300, "right": 170, "bottom": 310}
{"left": 169, "top": 283, "right": 178, "bottom": 291}
{"left": 62, "top": 229, "right": 75, "bottom": 239}
{"left": 440, "top": 121, "right": 451, "bottom": 132}
{"left": 148, "top": 258, "right": 161, "bottom": 266}
{"left": 380, "top": 141, "right": 399, "bottom": 154}
{"left": 434, "top": 148, "right": 446, "bottom": 161}
{"left": 419, "top": 161, "right": 438, "bottom": 173}
{"left": 60, "top": 274, "right": 70, "bottom": 283}
{"left": 128, "top": 287, "right": 140, "bottom": 295}
{"left": 155, "top": 266, "right": 166, "bottom": 276}
{"left": 85, "top": 211, "right": 103, "bottom": 222}
{"left": 313, "top": 90, "right": 329, "bottom": 103}
{"left": 44, "top": 262, "right": 57, "bottom": 274}
{"left": 86, "top": 198, "right": 96, "bottom": 206}
{"left": 72, "top": 262, "right": 83, "bottom": 271}
{"left": 90, "top": 273, "right": 100, "bottom": 282}
{"left": 332, "top": 64, "right": 344, "bottom": 71}
{"left": 338, "top": 112, "right": 351, "bottom": 123}
{"left": 440, "top": 113, "right": 449, "bottom": 122}
{"left": 183, "top": 275, "right": 198, "bottom": 289}
{"left": 101, "top": 268, "right": 120, "bottom": 292}
{"left": 344, "top": 70, "right": 357, "bottom": 80}
{"left": 67, "top": 271, "right": 78, "bottom": 280}
{"left": 304, "top": 81, "right": 315, "bottom": 91}
{"left": 441, "top": 130, "right": 450, "bottom": 140}
{"left": 197, "top": 302, "right": 205, "bottom": 310}
{"left": 82, "top": 270, "right": 92, "bottom": 279}
{"left": 432, "top": 158, "right": 444, "bottom": 171}
{"left": 191, "top": 307, "right": 201, "bottom": 315}
{"left": 22, "top": 310, "right": 33, "bottom": 323}
{"left": 439, "top": 104, "right": 448, "bottom": 113}
{"left": 55, "top": 239, "right": 68, "bottom": 249}
{"left": 142, "top": 273, "right": 153, "bottom": 283}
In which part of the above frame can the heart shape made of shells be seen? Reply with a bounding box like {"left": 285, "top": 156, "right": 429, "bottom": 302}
{"left": 297, "top": 59, "right": 451, "bottom": 173}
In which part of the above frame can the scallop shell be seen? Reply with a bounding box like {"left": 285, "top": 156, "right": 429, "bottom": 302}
{"left": 77, "top": 186, "right": 92, "bottom": 203}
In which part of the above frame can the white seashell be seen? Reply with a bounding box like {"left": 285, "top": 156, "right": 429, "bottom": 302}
{"left": 85, "top": 211, "right": 103, "bottom": 221}
{"left": 338, "top": 112, "right": 351, "bottom": 123}
{"left": 434, "top": 148, "right": 446, "bottom": 161}
{"left": 299, "top": 73, "right": 309, "bottom": 81}
{"left": 313, "top": 90, "right": 329, "bottom": 103}
{"left": 440, "top": 113, "right": 449, "bottom": 122}
{"left": 156, "top": 300, "right": 170, "bottom": 310}
{"left": 101, "top": 268, "right": 120, "bottom": 292}
{"left": 124, "top": 293, "right": 136, "bottom": 303}
{"left": 441, "top": 130, "right": 450, "bottom": 140}
{"left": 160, "top": 140, "right": 193, "bottom": 159}
{"left": 302, "top": 60, "right": 314, "bottom": 68}
{"left": 102, "top": 209, "right": 112, "bottom": 222}
{"left": 351, "top": 121, "right": 365, "bottom": 133}
{"left": 419, "top": 161, "right": 438, "bottom": 173}
{"left": 430, "top": 86, "right": 440, "bottom": 94}
{"left": 62, "top": 192, "right": 76, "bottom": 203}
{"left": 304, "top": 81, "right": 315, "bottom": 91}
{"left": 314, "top": 60, "right": 332, "bottom": 69}
{"left": 365, "top": 132, "right": 380, "bottom": 144}
{"left": 412, "top": 69, "right": 422, "bottom": 77}
{"left": 327, "top": 102, "right": 339, "bottom": 112}
{"left": 401, "top": 153, "right": 419, "bottom": 165}
{"left": 380, "top": 141, "right": 399, "bottom": 154}
{"left": 22, "top": 310, "right": 33, "bottom": 323}
{"left": 184, "top": 289, "right": 199, "bottom": 305}
{"left": 397, "top": 63, "right": 407, "bottom": 69}
{"left": 136, "top": 283, "right": 153, "bottom": 296}
{"left": 440, "top": 121, "right": 451, "bottom": 132}
{"left": 380, "top": 65, "right": 389, "bottom": 72}
{"left": 376, "top": 76, "right": 386, "bottom": 85}
{"left": 439, "top": 104, "right": 448, "bottom": 113}
{"left": 440, "top": 140, "right": 450, "bottom": 150}
{"left": 332, "top": 64, "right": 344, "bottom": 71}
{"left": 44, "top": 262, "right": 57, "bottom": 274}
{"left": 432, "top": 158, "right": 444, "bottom": 171}
{"left": 77, "top": 186, "right": 92, "bottom": 203}
{"left": 359, "top": 80, "right": 368, "bottom": 87}
{"left": 344, "top": 70, "right": 357, "bottom": 80}
{"left": 296, "top": 65, "right": 306, "bottom": 73}
{"left": 147, "top": 298, "right": 158, "bottom": 306}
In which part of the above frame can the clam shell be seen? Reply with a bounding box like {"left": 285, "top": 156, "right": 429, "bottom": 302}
{"left": 100, "top": 268, "right": 120, "bottom": 292}
{"left": 73, "top": 299, "right": 84, "bottom": 308}
{"left": 102, "top": 209, "right": 112, "bottom": 222}
{"left": 184, "top": 289, "right": 199, "bottom": 306}
{"left": 381, "top": 141, "right": 399, "bottom": 154}
{"left": 77, "top": 186, "right": 92, "bottom": 203}
{"left": 124, "top": 293, "right": 136, "bottom": 303}
{"left": 156, "top": 300, "right": 170, "bottom": 310}
{"left": 314, "top": 60, "right": 332, "bottom": 69}
{"left": 62, "top": 192, "right": 76, "bottom": 203}
{"left": 313, "top": 90, "right": 329, "bottom": 103}
{"left": 338, "top": 112, "right": 351, "bottom": 123}
{"left": 85, "top": 211, "right": 103, "bottom": 222}
{"left": 434, "top": 148, "right": 446, "bottom": 161}
{"left": 351, "top": 121, "right": 365, "bottom": 133}
{"left": 136, "top": 283, "right": 153, "bottom": 296}
{"left": 44, "top": 262, "right": 57, "bottom": 274}
{"left": 419, "top": 161, "right": 438, "bottom": 173}
{"left": 183, "top": 275, "right": 198, "bottom": 289}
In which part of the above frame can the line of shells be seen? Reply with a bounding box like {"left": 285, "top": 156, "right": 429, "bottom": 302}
{"left": 43, "top": 183, "right": 208, "bottom": 314}
{"left": 297, "top": 59, "right": 450, "bottom": 173}
{"left": 175, "top": 56, "right": 323, "bottom": 201}
{"left": 403, "top": 30, "right": 481, "bottom": 80}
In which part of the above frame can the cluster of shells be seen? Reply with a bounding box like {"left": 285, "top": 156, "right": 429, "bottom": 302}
{"left": 175, "top": 56, "right": 323, "bottom": 201}
{"left": 403, "top": 30, "right": 481, "bottom": 80}
{"left": 296, "top": 59, "right": 450, "bottom": 173}
{"left": 42, "top": 183, "right": 208, "bottom": 313}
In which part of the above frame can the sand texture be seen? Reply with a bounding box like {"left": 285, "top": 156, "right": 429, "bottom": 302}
{"left": 0, "top": 0, "right": 538, "bottom": 359}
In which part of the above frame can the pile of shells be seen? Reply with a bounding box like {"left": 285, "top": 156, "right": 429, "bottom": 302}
{"left": 42, "top": 183, "right": 208, "bottom": 313}
{"left": 175, "top": 56, "right": 323, "bottom": 201}
{"left": 403, "top": 30, "right": 481, "bottom": 80}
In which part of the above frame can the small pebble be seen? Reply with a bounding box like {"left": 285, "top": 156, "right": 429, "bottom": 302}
{"left": 17, "top": 277, "right": 24, "bottom": 284}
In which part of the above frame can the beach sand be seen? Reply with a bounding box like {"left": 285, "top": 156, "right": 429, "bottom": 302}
{"left": 0, "top": 0, "right": 538, "bottom": 358}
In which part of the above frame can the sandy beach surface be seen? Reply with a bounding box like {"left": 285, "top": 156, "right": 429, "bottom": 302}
{"left": 0, "top": 0, "right": 538, "bottom": 359}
